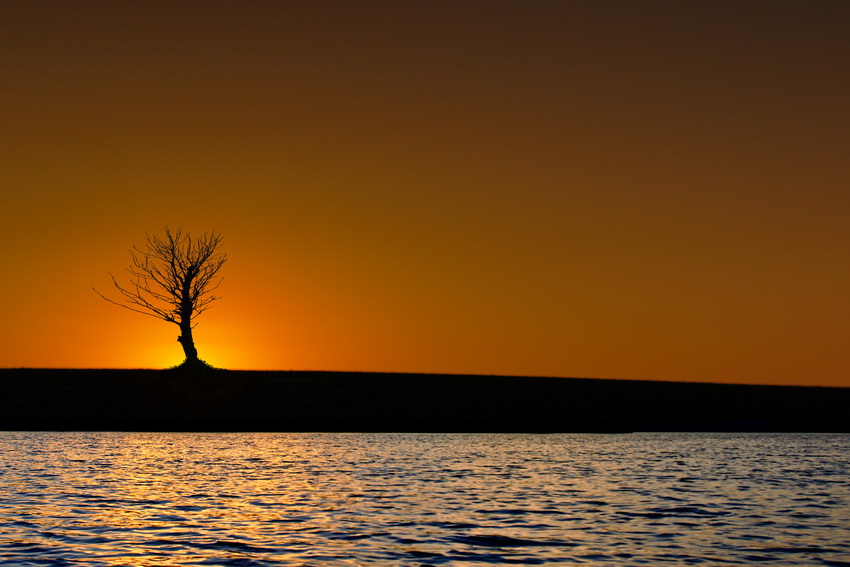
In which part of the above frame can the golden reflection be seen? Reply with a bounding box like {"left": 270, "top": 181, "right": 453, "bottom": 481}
{"left": 4, "top": 433, "right": 849, "bottom": 564}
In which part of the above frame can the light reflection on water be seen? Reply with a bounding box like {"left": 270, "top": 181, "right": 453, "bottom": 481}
{"left": 1, "top": 432, "right": 848, "bottom": 565}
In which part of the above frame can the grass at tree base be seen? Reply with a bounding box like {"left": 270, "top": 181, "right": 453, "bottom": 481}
{"left": 165, "top": 358, "right": 222, "bottom": 373}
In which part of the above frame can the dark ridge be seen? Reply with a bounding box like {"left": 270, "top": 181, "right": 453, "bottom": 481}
{"left": 2, "top": 369, "right": 848, "bottom": 432}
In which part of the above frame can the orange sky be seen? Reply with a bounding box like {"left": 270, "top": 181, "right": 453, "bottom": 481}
{"left": 2, "top": 1, "right": 849, "bottom": 386}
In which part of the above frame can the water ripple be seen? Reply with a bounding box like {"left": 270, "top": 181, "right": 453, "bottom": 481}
{"left": 0, "top": 432, "right": 848, "bottom": 565}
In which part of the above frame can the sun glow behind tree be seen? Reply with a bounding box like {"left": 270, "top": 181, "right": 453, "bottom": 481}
{"left": 95, "top": 228, "right": 226, "bottom": 369}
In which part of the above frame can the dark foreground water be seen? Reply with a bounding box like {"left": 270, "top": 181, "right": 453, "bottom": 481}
{"left": 1, "top": 433, "right": 848, "bottom": 566}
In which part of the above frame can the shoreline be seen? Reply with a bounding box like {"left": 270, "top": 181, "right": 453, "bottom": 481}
{"left": 3, "top": 368, "right": 848, "bottom": 433}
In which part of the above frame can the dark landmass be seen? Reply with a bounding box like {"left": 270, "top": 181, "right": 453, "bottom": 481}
{"left": 2, "top": 369, "right": 848, "bottom": 432}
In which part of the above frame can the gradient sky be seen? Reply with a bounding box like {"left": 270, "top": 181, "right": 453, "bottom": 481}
{"left": 2, "top": 0, "right": 849, "bottom": 386}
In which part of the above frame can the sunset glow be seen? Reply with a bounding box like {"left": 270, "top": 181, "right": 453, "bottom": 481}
{"left": 2, "top": 1, "right": 849, "bottom": 386}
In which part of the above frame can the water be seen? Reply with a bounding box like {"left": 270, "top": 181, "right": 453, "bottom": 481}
{"left": 1, "top": 432, "right": 848, "bottom": 566}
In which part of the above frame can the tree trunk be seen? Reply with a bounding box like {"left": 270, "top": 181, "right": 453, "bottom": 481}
{"left": 177, "top": 269, "right": 199, "bottom": 364}
{"left": 177, "top": 323, "right": 199, "bottom": 363}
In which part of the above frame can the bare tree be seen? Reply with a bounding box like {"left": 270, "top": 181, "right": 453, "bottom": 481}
{"left": 95, "top": 227, "right": 227, "bottom": 368}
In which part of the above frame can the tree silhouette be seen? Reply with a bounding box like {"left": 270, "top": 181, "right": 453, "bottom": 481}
{"left": 95, "top": 228, "right": 227, "bottom": 368}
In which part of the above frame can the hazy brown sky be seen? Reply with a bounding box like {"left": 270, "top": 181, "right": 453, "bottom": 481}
{"left": 2, "top": 0, "right": 849, "bottom": 386}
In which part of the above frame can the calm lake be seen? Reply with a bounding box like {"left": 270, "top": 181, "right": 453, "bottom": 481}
{"left": 1, "top": 432, "right": 848, "bottom": 566}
